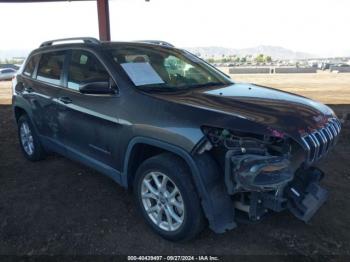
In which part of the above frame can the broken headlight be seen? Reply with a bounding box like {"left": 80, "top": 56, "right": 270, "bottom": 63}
{"left": 201, "top": 126, "right": 293, "bottom": 194}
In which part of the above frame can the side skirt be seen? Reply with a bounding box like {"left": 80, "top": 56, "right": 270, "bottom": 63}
{"left": 40, "top": 136, "right": 122, "bottom": 185}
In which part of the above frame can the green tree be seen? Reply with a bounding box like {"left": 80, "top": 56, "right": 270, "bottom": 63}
{"left": 255, "top": 54, "right": 265, "bottom": 63}
{"left": 207, "top": 58, "right": 215, "bottom": 63}
{"left": 221, "top": 58, "right": 230, "bottom": 63}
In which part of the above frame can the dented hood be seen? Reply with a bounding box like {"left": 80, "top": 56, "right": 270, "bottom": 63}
{"left": 149, "top": 83, "right": 335, "bottom": 137}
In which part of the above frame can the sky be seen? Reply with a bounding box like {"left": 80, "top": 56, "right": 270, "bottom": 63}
{"left": 0, "top": 0, "right": 349, "bottom": 57}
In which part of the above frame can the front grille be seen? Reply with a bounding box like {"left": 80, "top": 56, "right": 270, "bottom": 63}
{"left": 301, "top": 118, "right": 341, "bottom": 165}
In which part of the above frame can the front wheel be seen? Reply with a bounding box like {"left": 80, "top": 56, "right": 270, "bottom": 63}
{"left": 134, "top": 153, "right": 206, "bottom": 241}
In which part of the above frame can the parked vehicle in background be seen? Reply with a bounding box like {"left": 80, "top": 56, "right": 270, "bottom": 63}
{"left": 12, "top": 37, "right": 341, "bottom": 241}
{"left": 336, "top": 63, "right": 350, "bottom": 67}
{"left": 321, "top": 63, "right": 332, "bottom": 70}
{"left": 0, "top": 68, "right": 17, "bottom": 80}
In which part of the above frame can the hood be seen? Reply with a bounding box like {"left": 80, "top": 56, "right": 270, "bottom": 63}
{"left": 148, "top": 83, "right": 335, "bottom": 138}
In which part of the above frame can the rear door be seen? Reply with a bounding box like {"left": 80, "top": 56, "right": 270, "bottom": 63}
{"left": 18, "top": 51, "right": 66, "bottom": 146}
{"left": 55, "top": 49, "right": 121, "bottom": 173}
{"left": 31, "top": 51, "right": 67, "bottom": 145}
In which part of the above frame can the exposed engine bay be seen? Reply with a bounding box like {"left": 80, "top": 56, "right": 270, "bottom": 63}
{"left": 198, "top": 126, "right": 329, "bottom": 224}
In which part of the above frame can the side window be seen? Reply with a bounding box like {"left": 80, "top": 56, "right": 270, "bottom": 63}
{"left": 67, "top": 50, "right": 110, "bottom": 90}
{"left": 36, "top": 51, "right": 65, "bottom": 85}
{"left": 23, "top": 55, "right": 39, "bottom": 77}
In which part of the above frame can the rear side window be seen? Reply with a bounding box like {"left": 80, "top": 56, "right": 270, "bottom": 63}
{"left": 23, "top": 55, "right": 39, "bottom": 77}
{"left": 37, "top": 51, "right": 65, "bottom": 85}
{"left": 67, "top": 50, "right": 110, "bottom": 90}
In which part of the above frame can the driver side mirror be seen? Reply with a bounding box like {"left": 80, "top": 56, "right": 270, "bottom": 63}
{"left": 79, "top": 81, "right": 115, "bottom": 95}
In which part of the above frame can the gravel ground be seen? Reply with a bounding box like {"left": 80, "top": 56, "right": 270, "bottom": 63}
{"left": 0, "top": 83, "right": 349, "bottom": 256}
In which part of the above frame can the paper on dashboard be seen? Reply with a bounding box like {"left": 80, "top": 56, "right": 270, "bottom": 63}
{"left": 121, "top": 62, "right": 165, "bottom": 86}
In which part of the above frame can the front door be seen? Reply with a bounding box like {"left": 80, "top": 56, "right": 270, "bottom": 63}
{"left": 55, "top": 49, "right": 121, "bottom": 177}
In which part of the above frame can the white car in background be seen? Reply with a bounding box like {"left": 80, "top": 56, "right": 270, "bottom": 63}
{"left": 0, "top": 68, "right": 17, "bottom": 81}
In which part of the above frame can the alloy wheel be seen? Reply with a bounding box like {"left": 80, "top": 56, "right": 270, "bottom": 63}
{"left": 20, "top": 121, "right": 34, "bottom": 156}
{"left": 141, "top": 171, "right": 185, "bottom": 231}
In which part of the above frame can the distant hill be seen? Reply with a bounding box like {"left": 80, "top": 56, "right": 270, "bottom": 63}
{"left": 184, "top": 45, "right": 316, "bottom": 60}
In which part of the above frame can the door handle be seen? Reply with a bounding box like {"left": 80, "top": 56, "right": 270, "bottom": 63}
{"left": 58, "top": 96, "right": 72, "bottom": 104}
{"left": 24, "top": 86, "right": 33, "bottom": 93}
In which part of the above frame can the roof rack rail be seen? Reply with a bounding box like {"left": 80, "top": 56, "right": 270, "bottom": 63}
{"left": 134, "top": 40, "right": 174, "bottom": 48}
{"left": 40, "top": 37, "right": 100, "bottom": 47}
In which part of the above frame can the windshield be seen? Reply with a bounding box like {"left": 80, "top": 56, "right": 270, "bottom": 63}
{"left": 107, "top": 45, "right": 232, "bottom": 91}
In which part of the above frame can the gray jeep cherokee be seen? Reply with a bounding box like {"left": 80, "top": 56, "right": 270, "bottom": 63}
{"left": 12, "top": 37, "right": 341, "bottom": 241}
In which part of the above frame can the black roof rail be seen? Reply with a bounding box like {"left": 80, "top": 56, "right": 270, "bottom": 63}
{"left": 134, "top": 40, "right": 174, "bottom": 48}
{"left": 40, "top": 37, "right": 100, "bottom": 47}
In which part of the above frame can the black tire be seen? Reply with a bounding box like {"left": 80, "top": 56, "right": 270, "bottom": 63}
{"left": 17, "top": 114, "right": 46, "bottom": 161}
{"left": 133, "top": 153, "right": 206, "bottom": 241}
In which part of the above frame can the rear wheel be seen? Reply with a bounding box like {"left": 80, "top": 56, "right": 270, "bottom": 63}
{"left": 134, "top": 153, "right": 205, "bottom": 241}
{"left": 17, "top": 114, "right": 46, "bottom": 161}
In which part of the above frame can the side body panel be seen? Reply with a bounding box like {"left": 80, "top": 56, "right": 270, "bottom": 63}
{"left": 26, "top": 79, "right": 62, "bottom": 140}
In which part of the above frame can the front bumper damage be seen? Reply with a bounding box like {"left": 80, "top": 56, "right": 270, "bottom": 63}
{"left": 224, "top": 149, "right": 328, "bottom": 223}
{"left": 285, "top": 167, "right": 328, "bottom": 222}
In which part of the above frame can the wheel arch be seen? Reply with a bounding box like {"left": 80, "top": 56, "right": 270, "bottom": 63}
{"left": 13, "top": 105, "right": 29, "bottom": 122}
{"left": 122, "top": 137, "right": 199, "bottom": 189}
{"left": 12, "top": 95, "right": 34, "bottom": 123}
{"left": 122, "top": 136, "right": 237, "bottom": 233}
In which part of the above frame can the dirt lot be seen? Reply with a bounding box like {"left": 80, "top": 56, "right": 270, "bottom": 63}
{"left": 0, "top": 81, "right": 12, "bottom": 105}
{"left": 0, "top": 77, "right": 350, "bottom": 256}
{"left": 220, "top": 69, "right": 350, "bottom": 105}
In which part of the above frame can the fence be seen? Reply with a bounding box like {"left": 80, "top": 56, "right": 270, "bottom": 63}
{"left": 228, "top": 66, "right": 318, "bottom": 74}
{"left": 229, "top": 67, "right": 270, "bottom": 74}
{"left": 330, "top": 66, "right": 350, "bottom": 73}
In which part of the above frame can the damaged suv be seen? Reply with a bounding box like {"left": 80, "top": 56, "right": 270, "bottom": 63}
{"left": 13, "top": 37, "right": 341, "bottom": 241}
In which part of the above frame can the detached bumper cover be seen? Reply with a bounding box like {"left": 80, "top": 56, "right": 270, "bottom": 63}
{"left": 285, "top": 167, "right": 328, "bottom": 222}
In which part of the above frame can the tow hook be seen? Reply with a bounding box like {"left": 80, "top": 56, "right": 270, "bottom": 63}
{"left": 285, "top": 167, "right": 328, "bottom": 222}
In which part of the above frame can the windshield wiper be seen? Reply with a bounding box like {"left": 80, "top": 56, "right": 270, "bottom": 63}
{"left": 136, "top": 82, "right": 229, "bottom": 92}
{"left": 189, "top": 82, "right": 228, "bottom": 88}
{"left": 137, "top": 85, "right": 184, "bottom": 92}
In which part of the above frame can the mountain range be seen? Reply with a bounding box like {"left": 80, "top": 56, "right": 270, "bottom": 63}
{"left": 184, "top": 45, "right": 316, "bottom": 60}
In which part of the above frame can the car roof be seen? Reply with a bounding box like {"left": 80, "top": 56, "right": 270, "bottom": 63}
{"left": 39, "top": 37, "right": 174, "bottom": 48}
{"left": 31, "top": 39, "right": 177, "bottom": 55}
{"left": 101, "top": 41, "right": 177, "bottom": 51}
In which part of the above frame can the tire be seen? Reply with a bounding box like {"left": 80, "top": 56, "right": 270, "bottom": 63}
{"left": 133, "top": 153, "right": 206, "bottom": 241}
{"left": 17, "top": 114, "right": 46, "bottom": 161}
